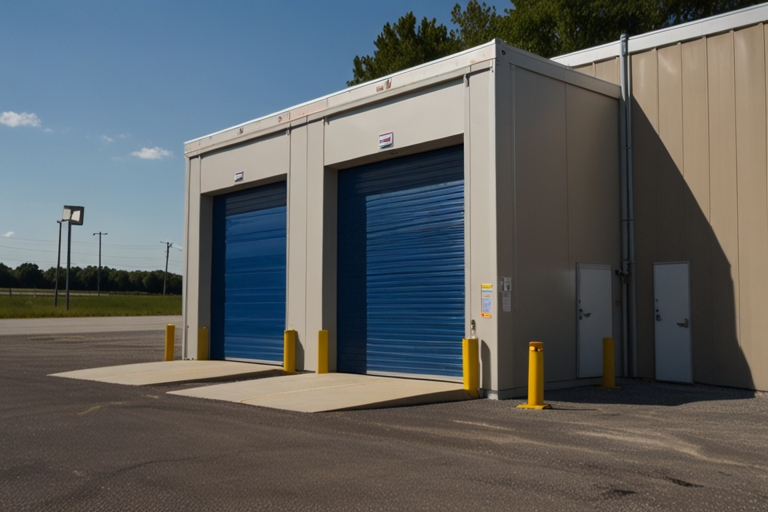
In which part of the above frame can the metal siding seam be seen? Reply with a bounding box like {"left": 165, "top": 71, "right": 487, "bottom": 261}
{"left": 731, "top": 29, "right": 742, "bottom": 345}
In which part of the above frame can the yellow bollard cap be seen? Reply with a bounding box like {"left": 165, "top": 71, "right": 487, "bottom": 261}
{"left": 529, "top": 341, "right": 544, "bottom": 352}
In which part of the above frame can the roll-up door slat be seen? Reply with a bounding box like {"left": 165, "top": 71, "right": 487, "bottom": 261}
{"left": 337, "top": 145, "right": 465, "bottom": 378}
{"left": 211, "top": 182, "right": 287, "bottom": 362}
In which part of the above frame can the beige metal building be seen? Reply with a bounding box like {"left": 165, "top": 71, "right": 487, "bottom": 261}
{"left": 554, "top": 3, "right": 768, "bottom": 391}
{"left": 183, "top": 41, "right": 621, "bottom": 399}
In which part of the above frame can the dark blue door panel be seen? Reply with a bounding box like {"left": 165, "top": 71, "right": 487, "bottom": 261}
{"left": 337, "top": 146, "right": 465, "bottom": 378}
{"left": 211, "top": 182, "right": 286, "bottom": 362}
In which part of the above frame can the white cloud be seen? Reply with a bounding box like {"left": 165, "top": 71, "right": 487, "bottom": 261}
{"left": 44, "top": 128, "right": 53, "bottom": 133}
{"left": 0, "top": 111, "right": 41, "bottom": 128}
{"left": 131, "top": 146, "right": 172, "bottom": 160}
{"left": 2, "top": 231, "right": 15, "bottom": 238}
{"left": 100, "top": 135, "right": 114, "bottom": 143}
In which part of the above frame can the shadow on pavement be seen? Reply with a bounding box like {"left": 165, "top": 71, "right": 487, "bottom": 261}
{"left": 544, "top": 378, "right": 758, "bottom": 407}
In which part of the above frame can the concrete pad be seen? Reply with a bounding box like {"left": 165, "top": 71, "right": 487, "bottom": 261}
{"left": 169, "top": 373, "right": 473, "bottom": 413}
{"left": 0, "top": 315, "right": 183, "bottom": 336}
{"left": 50, "top": 360, "right": 283, "bottom": 386}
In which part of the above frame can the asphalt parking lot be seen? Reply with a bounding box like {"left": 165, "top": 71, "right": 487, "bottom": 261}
{"left": 1, "top": 328, "right": 766, "bottom": 511}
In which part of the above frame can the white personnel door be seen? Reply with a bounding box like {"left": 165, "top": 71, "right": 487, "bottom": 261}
{"left": 653, "top": 262, "right": 692, "bottom": 383}
{"left": 577, "top": 264, "right": 613, "bottom": 378}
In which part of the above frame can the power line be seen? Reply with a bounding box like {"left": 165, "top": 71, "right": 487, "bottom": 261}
{"left": 0, "top": 236, "right": 177, "bottom": 249}
{"left": 0, "top": 243, "right": 183, "bottom": 261}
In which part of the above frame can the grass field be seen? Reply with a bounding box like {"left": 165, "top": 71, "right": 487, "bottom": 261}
{"left": 0, "top": 294, "right": 182, "bottom": 319}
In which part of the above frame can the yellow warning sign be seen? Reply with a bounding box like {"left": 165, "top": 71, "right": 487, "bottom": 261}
{"left": 481, "top": 283, "right": 493, "bottom": 318}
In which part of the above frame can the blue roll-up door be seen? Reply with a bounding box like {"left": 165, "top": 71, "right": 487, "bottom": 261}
{"left": 211, "top": 182, "right": 287, "bottom": 362}
{"left": 337, "top": 145, "right": 465, "bottom": 378}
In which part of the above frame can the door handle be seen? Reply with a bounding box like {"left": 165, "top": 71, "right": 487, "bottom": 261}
{"left": 676, "top": 318, "right": 689, "bottom": 328}
{"left": 578, "top": 309, "right": 591, "bottom": 320}
{"left": 584, "top": 312, "right": 591, "bottom": 318}
{"left": 656, "top": 314, "right": 661, "bottom": 321}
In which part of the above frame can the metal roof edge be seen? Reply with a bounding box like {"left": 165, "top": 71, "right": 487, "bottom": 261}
{"left": 184, "top": 40, "right": 500, "bottom": 148}
{"left": 551, "top": 41, "right": 622, "bottom": 67}
{"left": 629, "top": 3, "right": 768, "bottom": 53}
{"left": 550, "top": 2, "right": 768, "bottom": 67}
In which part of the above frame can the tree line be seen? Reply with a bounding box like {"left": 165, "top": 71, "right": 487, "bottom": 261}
{"left": 348, "top": 0, "right": 761, "bottom": 85}
{"left": 0, "top": 262, "right": 182, "bottom": 295}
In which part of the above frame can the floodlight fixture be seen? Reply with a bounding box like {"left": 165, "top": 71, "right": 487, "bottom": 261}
{"left": 62, "top": 205, "right": 85, "bottom": 225}
{"left": 61, "top": 205, "right": 85, "bottom": 310}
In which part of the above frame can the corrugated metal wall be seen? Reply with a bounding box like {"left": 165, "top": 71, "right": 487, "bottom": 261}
{"left": 574, "top": 25, "right": 768, "bottom": 390}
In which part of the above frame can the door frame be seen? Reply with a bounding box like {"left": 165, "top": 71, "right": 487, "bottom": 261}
{"left": 653, "top": 261, "right": 693, "bottom": 384}
{"left": 576, "top": 263, "right": 613, "bottom": 379}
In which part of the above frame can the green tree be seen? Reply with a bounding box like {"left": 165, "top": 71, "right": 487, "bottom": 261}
{"left": 42, "top": 266, "right": 64, "bottom": 289}
{"left": 351, "top": 0, "right": 763, "bottom": 83}
{"left": 142, "top": 271, "right": 164, "bottom": 294}
{"left": 450, "top": 0, "right": 506, "bottom": 49}
{"left": 14, "top": 263, "right": 45, "bottom": 289}
{"left": 0, "top": 263, "right": 17, "bottom": 288}
{"left": 454, "top": 0, "right": 764, "bottom": 58}
{"left": 77, "top": 266, "right": 99, "bottom": 291}
{"left": 109, "top": 269, "right": 131, "bottom": 292}
{"left": 167, "top": 273, "right": 183, "bottom": 295}
{"left": 347, "top": 12, "right": 459, "bottom": 86}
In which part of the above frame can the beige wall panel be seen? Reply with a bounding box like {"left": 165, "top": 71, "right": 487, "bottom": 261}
{"left": 657, "top": 44, "right": 687, "bottom": 262}
{"left": 707, "top": 32, "right": 742, "bottom": 387}
{"left": 467, "top": 70, "right": 499, "bottom": 391}
{"left": 735, "top": 25, "right": 768, "bottom": 390}
{"left": 287, "top": 126, "right": 308, "bottom": 370}
{"left": 681, "top": 38, "right": 715, "bottom": 383}
{"left": 200, "top": 133, "right": 290, "bottom": 194}
{"left": 512, "top": 68, "right": 572, "bottom": 385}
{"left": 324, "top": 81, "right": 464, "bottom": 167}
{"left": 305, "top": 121, "right": 330, "bottom": 372}
{"left": 183, "top": 157, "right": 202, "bottom": 357}
{"left": 565, "top": 85, "right": 623, "bottom": 371}
{"left": 495, "top": 63, "right": 514, "bottom": 392}
{"left": 630, "top": 50, "right": 660, "bottom": 379}
{"left": 594, "top": 58, "right": 620, "bottom": 85}
{"left": 574, "top": 63, "right": 595, "bottom": 77}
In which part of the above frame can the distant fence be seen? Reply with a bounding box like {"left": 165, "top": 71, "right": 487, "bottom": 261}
{"left": 0, "top": 289, "right": 111, "bottom": 297}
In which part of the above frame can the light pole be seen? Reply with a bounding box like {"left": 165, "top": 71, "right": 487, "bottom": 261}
{"left": 62, "top": 206, "right": 85, "bottom": 311}
{"left": 161, "top": 241, "right": 173, "bottom": 296}
{"left": 92, "top": 232, "right": 108, "bottom": 296}
{"left": 54, "top": 220, "right": 62, "bottom": 306}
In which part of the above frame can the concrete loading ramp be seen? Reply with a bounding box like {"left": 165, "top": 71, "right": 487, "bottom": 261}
{"left": 169, "top": 373, "right": 473, "bottom": 413}
{"left": 50, "top": 360, "right": 283, "bottom": 386}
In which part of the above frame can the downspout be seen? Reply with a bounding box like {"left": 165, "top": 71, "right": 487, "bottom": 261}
{"left": 626, "top": 37, "right": 638, "bottom": 378}
{"left": 618, "top": 34, "right": 635, "bottom": 377}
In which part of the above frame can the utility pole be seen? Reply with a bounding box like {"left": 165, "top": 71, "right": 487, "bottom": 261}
{"left": 55, "top": 220, "right": 62, "bottom": 306}
{"left": 93, "top": 232, "right": 108, "bottom": 296}
{"left": 162, "top": 241, "right": 173, "bottom": 296}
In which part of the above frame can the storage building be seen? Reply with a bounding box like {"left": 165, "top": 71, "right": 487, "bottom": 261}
{"left": 183, "top": 40, "right": 622, "bottom": 398}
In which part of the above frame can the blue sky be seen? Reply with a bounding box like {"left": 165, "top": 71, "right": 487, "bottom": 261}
{"left": 1, "top": 1, "right": 511, "bottom": 275}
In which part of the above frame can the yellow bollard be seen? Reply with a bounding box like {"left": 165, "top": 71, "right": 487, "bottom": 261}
{"left": 517, "top": 341, "right": 551, "bottom": 409}
{"left": 284, "top": 329, "right": 296, "bottom": 374}
{"left": 164, "top": 324, "right": 175, "bottom": 361}
{"left": 462, "top": 337, "right": 479, "bottom": 398}
{"left": 197, "top": 327, "right": 208, "bottom": 361}
{"left": 317, "top": 330, "right": 329, "bottom": 374}
{"left": 598, "top": 337, "right": 620, "bottom": 389}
